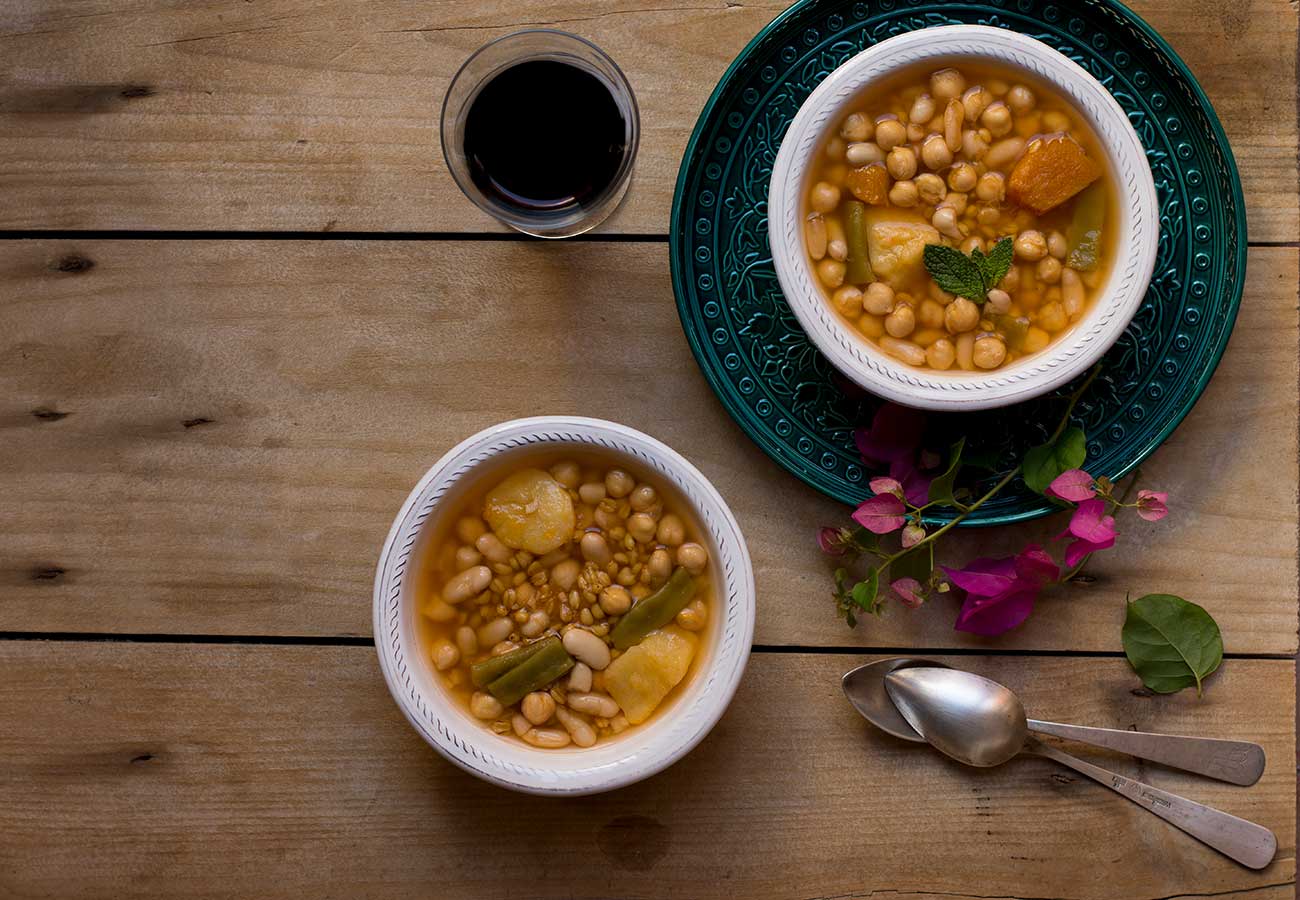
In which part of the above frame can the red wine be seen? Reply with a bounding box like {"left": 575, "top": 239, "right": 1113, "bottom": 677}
{"left": 463, "top": 60, "right": 628, "bottom": 213}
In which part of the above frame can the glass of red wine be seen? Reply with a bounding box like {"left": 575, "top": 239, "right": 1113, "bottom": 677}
{"left": 441, "top": 30, "right": 640, "bottom": 238}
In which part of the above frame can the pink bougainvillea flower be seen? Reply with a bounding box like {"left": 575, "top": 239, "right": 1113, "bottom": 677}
{"left": 869, "top": 476, "right": 904, "bottom": 497}
{"left": 889, "top": 455, "right": 933, "bottom": 507}
{"left": 854, "top": 404, "right": 926, "bottom": 466}
{"left": 851, "top": 493, "right": 907, "bottom": 534}
{"left": 817, "top": 526, "right": 854, "bottom": 557}
{"left": 947, "top": 545, "right": 1059, "bottom": 637}
{"left": 1067, "top": 498, "right": 1117, "bottom": 543}
{"left": 1046, "top": 469, "right": 1096, "bottom": 502}
{"left": 891, "top": 577, "right": 926, "bottom": 608}
{"left": 1062, "top": 534, "right": 1114, "bottom": 568}
{"left": 901, "top": 523, "right": 926, "bottom": 549}
{"left": 1135, "top": 490, "right": 1169, "bottom": 522}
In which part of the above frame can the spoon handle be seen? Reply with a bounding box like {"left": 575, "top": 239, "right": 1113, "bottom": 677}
{"left": 1025, "top": 738, "right": 1277, "bottom": 870}
{"left": 1027, "top": 719, "right": 1265, "bottom": 785}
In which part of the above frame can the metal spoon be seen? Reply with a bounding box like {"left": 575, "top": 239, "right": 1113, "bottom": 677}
{"left": 842, "top": 659, "right": 1265, "bottom": 785}
{"left": 884, "top": 667, "right": 1277, "bottom": 870}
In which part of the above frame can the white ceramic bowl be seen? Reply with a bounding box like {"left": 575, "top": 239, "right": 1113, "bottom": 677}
{"left": 373, "top": 416, "right": 755, "bottom": 795}
{"left": 769, "top": 25, "right": 1158, "bottom": 411}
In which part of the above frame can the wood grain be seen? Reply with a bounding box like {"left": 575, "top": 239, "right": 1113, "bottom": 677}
{"left": 0, "top": 0, "right": 1294, "bottom": 240}
{"left": 1, "top": 240, "right": 1294, "bottom": 652}
{"left": 0, "top": 643, "right": 1291, "bottom": 899}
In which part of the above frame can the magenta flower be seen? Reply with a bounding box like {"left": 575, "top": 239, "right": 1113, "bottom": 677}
{"left": 1136, "top": 490, "right": 1169, "bottom": 522}
{"left": 1047, "top": 469, "right": 1096, "bottom": 502}
{"left": 891, "top": 577, "right": 926, "bottom": 608}
{"left": 869, "top": 476, "right": 904, "bottom": 497}
{"left": 817, "top": 526, "right": 854, "bottom": 557}
{"left": 851, "top": 493, "right": 906, "bottom": 534}
{"left": 889, "top": 455, "right": 933, "bottom": 506}
{"left": 945, "top": 545, "right": 1060, "bottom": 636}
{"left": 1058, "top": 498, "right": 1118, "bottom": 567}
{"left": 901, "top": 523, "right": 926, "bottom": 549}
{"left": 854, "top": 404, "right": 925, "bottom": 466}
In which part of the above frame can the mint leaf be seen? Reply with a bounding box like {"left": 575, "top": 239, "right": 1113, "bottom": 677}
{"left": 1122, "top": 594, "right": 1223, "bottom": 695}
{"left": 976, "top": 237, "right": 1014, "bottom": 291}
{"left": 1023, "top": 426, "right": 1087, "bottom": 494}
{"left": 923, "top": 244, "right": 984, "bottom": 299}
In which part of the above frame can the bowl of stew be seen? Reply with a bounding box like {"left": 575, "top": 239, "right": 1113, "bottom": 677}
{"left": 373, "top": 416, "right": 755, "bottom": 795}
{"left": 769, "top": 25, "right": 1159, "bottom": 410}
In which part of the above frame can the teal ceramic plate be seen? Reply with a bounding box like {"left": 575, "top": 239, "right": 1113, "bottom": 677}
{"left": 669, "top": 0, "right": 1245, "bottom": 525}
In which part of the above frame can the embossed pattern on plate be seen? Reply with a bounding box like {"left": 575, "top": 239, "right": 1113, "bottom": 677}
{"left": 669, "top": 0, "right": 1246, "bottom": 524}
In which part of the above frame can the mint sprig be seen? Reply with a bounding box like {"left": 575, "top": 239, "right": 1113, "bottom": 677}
{"left": 922, "top": 236, "right": 1013, "bottom": 304}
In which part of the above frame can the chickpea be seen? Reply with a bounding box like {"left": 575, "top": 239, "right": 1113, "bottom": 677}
{"left": 456, "top": 517, "right": 487, "bottom": 544}
{"left": 1014, "top": 229, "right": 1048, "bottom": 261}
{"left": 918, "top": 298, "right": 945, "bottom": 329}
{"left": 1037, "top": 256, "right": 1062, "bottom": 285}
{"left": 926, "top": 338, "right": 956, "bottom": 369}
{"left": 647, "top": 548, "right": 673, "bottom": 582}
{"left": 972, "top": 335, "right": 1007, "bottom": 369}
{"left": 920, "top": 133, "right": 953, "bottom": 170}
{"left": 884, "top": 303, "right": 916, "bottom": 338}
{"left": 857, "top": 313, "right": 885, "bottom": 339}
{"left": 862, "top": 281, "right": 896, "bottom": 315}
{"left": 908, "top": 93, "right": 936, "bottom": 124}
{"left": 1042, "top": 109, "right": 1070, "bottom": 133}
{"left": 932, "top": 206, "right": 962, "bottom": 239}
{"left": 943, "top": 192, "right": 968, "bottom": 215}
{"left": 840, "top": 111, "right": 872, "bottom": 142}
{"left": 956, "top": 332, "right": 976, "bottom": 370}
{"left": 961, "top": 128, "right": 989, "bottom": 160}
{"left": 944, "top": 296, "right": 980, "bottom": 333}
{"left": 825, "top": 136, "right": 847, "bottom": 160}
{"left": 1038, "top": 300, "right": 1068, "bottom": 332}
{"left": 846, "top": 141, "right": 884, "bottom": 166}
{"left": 628, "top": 484, "right": 658, "bottom": 512}
{"left": 551, "top": 557, "right": 580, "bottom": 591}
{"left": 959, "top": 235, "right": 986, "bottom": 255}
{"left": 816, "top": 258, "right": 846, "bottom": 288}
{"left": 599, "top": 585, "right": 632, "bottom": 616}
{"left": 874, "top": 116, "right": 907, "bottom": 151}
{"left": 1047, "top": 230, "right": 1068, "bottom": 259}
{"left": 522, "top": 691, "right": 556, "bottom": 726}
{"left": 470, "top": 692, "right": 504, "bottom": 720}
{"left": 809, "top": 181, "right": 841, "bottom": 213}
{"left": 677, "top": 542, "right": 709, "bottom": 575}
{"left": 985, "top": 288, "right": 1012, "bottom": 314}
{"left": 578, "top": 482, "right": 606, "bottom": 505}
{"left": 579, "top": 532, "right": 612, "bottom": 566}
{"left": 1006, "top": 84, "right": 1036, "bottom": 115}
{"left": 879, "top": 336, "right": 926, "bottom": 366}
{"left": 886, "top": 145, "right": 918, "bottom": 180}
{"left": 947, "top": 162, "right": 977, "bottom": 193}
{"left": 831, "top": 285, "right": 864, "bottom": 317}
{"left": 962, "top": 85, "right": 991, "bottom": 121}
{"left": 656, "top": 514, "right": 685, "bottom": 546}
{"left": 432, "top": 639, "right": 460, "bottom": 672}
{"left": 676, "top": 599, "right": 709, "bottom": 632}
{"left": 975, "top": 171, "right": 1006, "bottom": 203}
{"left": 906, "top": 122, "right": 927, "bottom": 144}
{"left": 930, "top": 67, "right": 966, "bottom": 100}
{"left": 454, "top": 545, "right": 482, "bottom": 571}
{"left": 827, "top": 239, "right": 848, "bottom": 262}
{"left": 943, "top": 99, "right": 964, "bottom": 153}
{"left": 915, "top": 172, "right": 946, "bottom": 205}
{"left": 1023, "top": 326, "right": 1051, "bottom": 353}
{"left": 981, "top": 101, "right": 1012, "bottom": 137}
{"left": 627, "top": 512, "right": 657, "bottom": 543}
{"left": 888, "top": 179, "right": 919, "bottom": 208}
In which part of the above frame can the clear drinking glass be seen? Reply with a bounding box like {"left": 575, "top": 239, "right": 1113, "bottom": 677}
{"left": 440, "top": 30, "right": 640, "bottom": 238}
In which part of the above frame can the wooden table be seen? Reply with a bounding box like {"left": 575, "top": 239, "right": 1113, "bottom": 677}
{"left": 1, "top": 2, "right": 1295, "bottom": 897}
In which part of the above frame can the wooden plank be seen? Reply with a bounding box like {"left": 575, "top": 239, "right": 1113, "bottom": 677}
{"left": 0, "top": 0, "right": 1294, "bottom": 240}
{"left": 0, "top": 643, "right": 1291, "bottom": 899}
{"left": 1, "top": 240, "right": 1295, "bottom": 652}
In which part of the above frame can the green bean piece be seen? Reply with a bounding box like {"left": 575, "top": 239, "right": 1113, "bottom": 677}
{"left": 994, "top": 314, "right": 1030, "bottom": 352}
{"left": 470, "top": 636, "right": 552, "bottom": 688}
{"left": 844, "top": 201, "right": 876, "bottom": 285}
{"left": 610, "top": 567, "right": 697, "bottom": 650}
{"left": 1065, "top": 183, "right": 1105, "bottom": 271}
{"left": 486, "top": 638, "right": 575, "bottom": 706}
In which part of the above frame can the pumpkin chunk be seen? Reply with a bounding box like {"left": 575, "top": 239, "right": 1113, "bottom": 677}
{"left": 846, "top": 163, "right": 890, "bottom": 206}
{"left": 1007, "top": 135, "right": 1101, "bottom": 215}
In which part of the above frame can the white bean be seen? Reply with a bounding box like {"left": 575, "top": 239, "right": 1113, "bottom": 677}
{"left": 443, "top": 564, "right": 491, "bottom": 603}
{"left": 521, "top": 610, "right": 550, "bottom": 638}
{"left": 455, "top": 625, "right": 478, "bottom": 658}
{"left": 568, "top": 661, "right": 593, "bottom": 693}
{"left": 551, "top": 558, "right": 581, "bottom": 591}
{"left": 522, "top": 727, "right": 570, "bottom": 749}
{"left": 470, "top": 692, "right": 503, "bottom": 720}
{"left": 943, "top": 99, "right": 964, "bottom": 153}
{"left": 431, "top": 640, "right": 459, "bottom": 672}
{"left": 477, "top": 617, "right": 513, "bottom": 647}
{"left": 984, "top": 137, "right": 1027, "bottom": 172}
{"left": 845, "top": 141, "right": 883, "bottom": 166}
{"left": 879, "top": 336, "right": 926, "bottom": 366}
{"left": 474, "top": 532, "right": 512, "bottom": 565}
{"left": 578, "top": 482, "right": 606, "bottom": 504}
{"left": 563, "top": 628, "right": 611, "bottom": 670}
{"left": 580, "top": 532, "right": 612, "bottom": 566}
{"left": 554, "top": 706, "right": 597, "bottom": 748}
{"left": 567, "top": 691, "right": 621, "bottom": 719}
{"left": 521, "top": 691, "right": 556, "bottom": 725}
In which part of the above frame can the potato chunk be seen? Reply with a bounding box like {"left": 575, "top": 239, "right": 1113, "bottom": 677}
{"left": 1007, "top": 135, "right": 1101, "bottom": 215}
{"left": 865, "top": 210, "right": 941, "bottom": 288}
{"left": 604, "top": 628, "right": 697, "bottom": 724}
{"left": 483, "top": 468, "right": 575, "bottom": 554}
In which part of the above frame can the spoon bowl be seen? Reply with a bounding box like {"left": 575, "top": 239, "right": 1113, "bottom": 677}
{"left": 841, "top": 658, "right": 949, "bottom": 742}
{"left": 884, "top": 667, "right": 1028, "bottom": 767}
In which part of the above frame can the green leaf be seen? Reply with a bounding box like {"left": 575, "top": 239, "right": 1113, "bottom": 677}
{"left": 975, "top": 237, "right": 1014, "bottom": 292}
{"left": 1022, "top": 426, "right": 1087, "bottom": 494}
{"left": 850, "top": 568, "right": 880, "bottom": 615}
{"left": 927, "top": 437, "right": 965, "bottom": 507}
{"left": 1122, "top": 594, "right": 1223, "bottom": 695}
{"left": 889, "top": 542, "right": 933, "bottom": 585}
{"left": 923, "top": 243, "right": 985, "bottom": 300}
